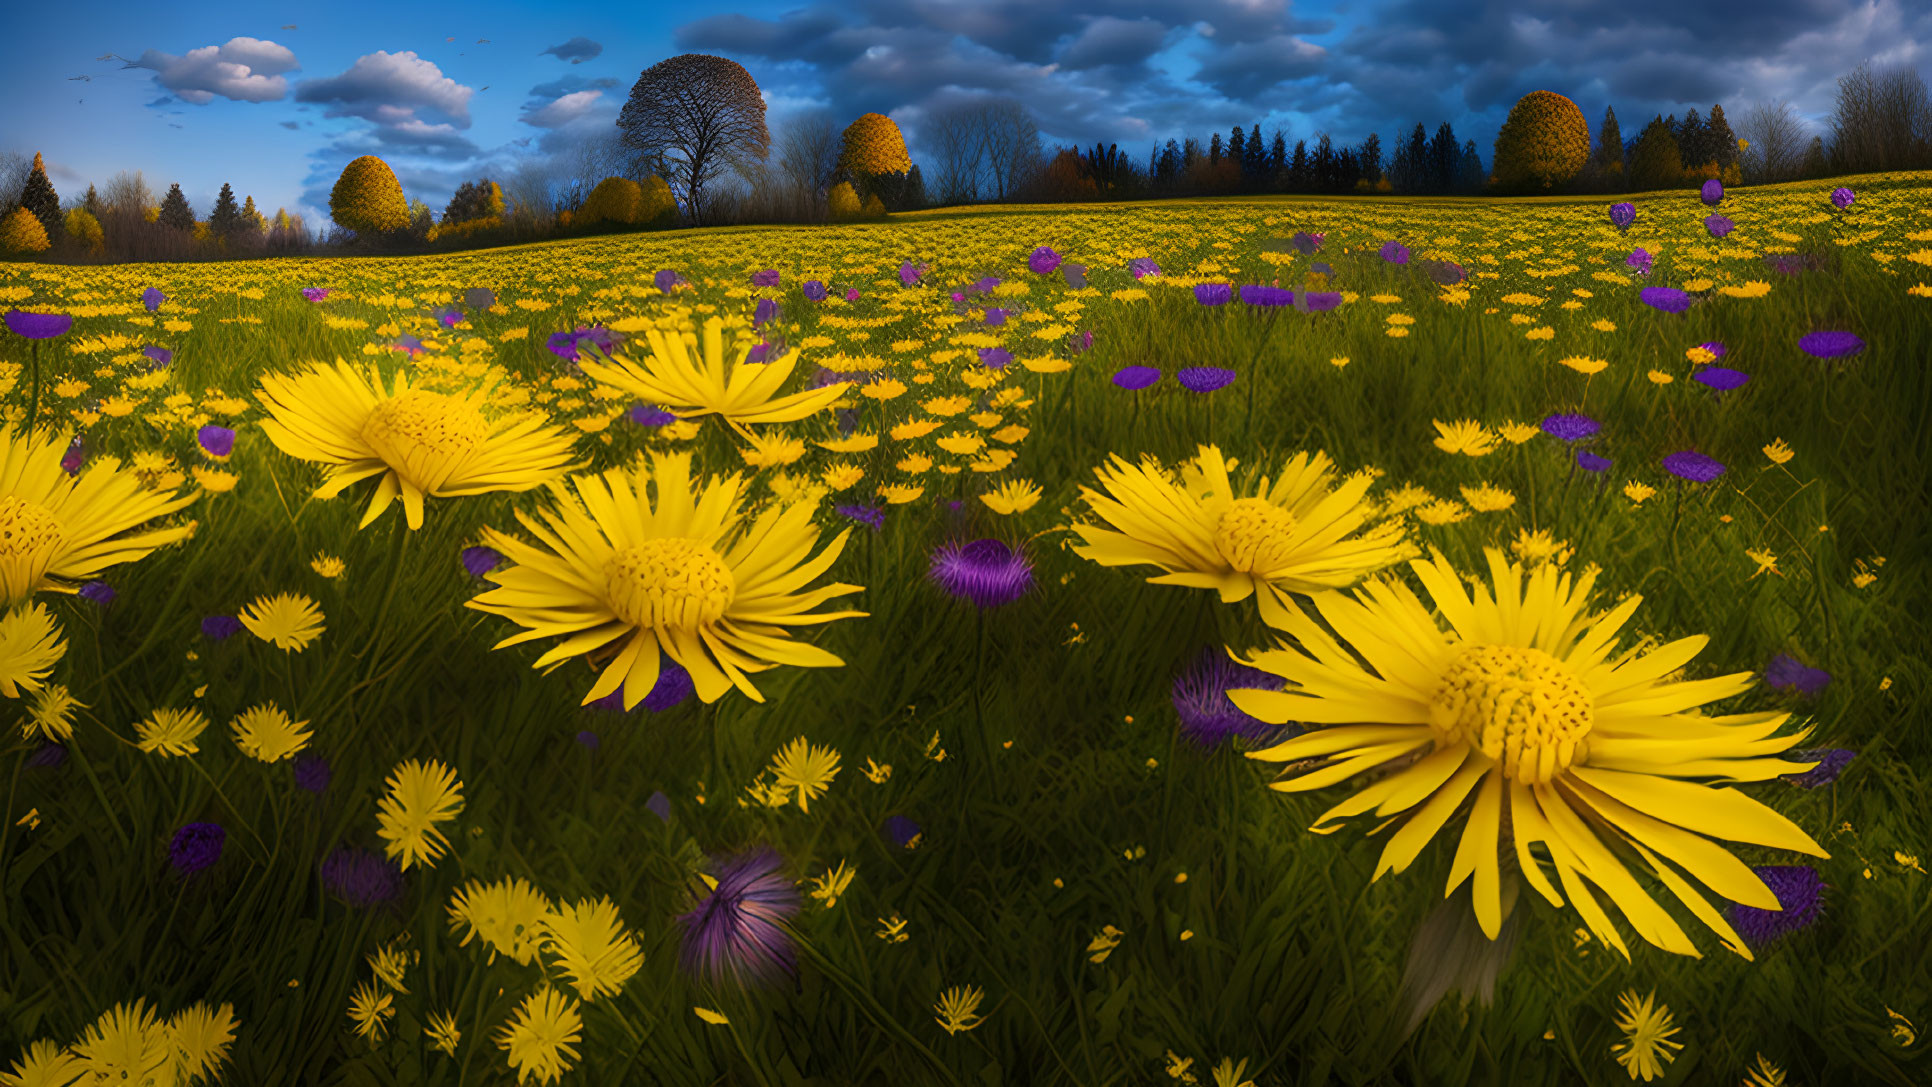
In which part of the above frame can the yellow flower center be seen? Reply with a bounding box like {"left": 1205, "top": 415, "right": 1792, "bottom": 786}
{"left": 361, "top": 391, "right": 489, "bottom": 478}
{"left": 604, "top": 538, "right": 736, "bottom": 631}
{"left": 1430, "top": 645, "right": 1593, "bottom": 784}
{"left": 1214, "top": 497, "right": 1298, "bottom": 574}
{"left": 0, "top": 495, "right": 64, "bottom": 603}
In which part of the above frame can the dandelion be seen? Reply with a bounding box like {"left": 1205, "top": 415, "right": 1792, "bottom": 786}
{"left": 0, "top": 603, "right": 64, "bottom": 700}
{"left": 930, "top": 538, "right": 1033, "bottom": 609}
{"left": 1166, "top": 1051, "right": 1198, "bottom": 1083}
{"left": 876, "top": 914, "right": 909, "bottom": 942}
{"left": 1610, "top": 990, "right": 1684, "bottom": 1081}
{"left": 375, "top": 758, "right": 465, "bottom": 871}
{"left": 450, "top": 877, "right": 553, "bottom": 965}
{"left": 1798, "top": 331, "right": 1865, "bottom": 359}
{"left": 238, "top": 592, "right": 324, "bottom": 651}
{"left": 169, "top": 822, "right": 225, "bottom": 875}
{"left": 1743, "top": 1054, "right": 1788, "bottom": 1087}
{"left": 494, "top": 988, "right": 583, "bottom": 1085}
{"left": 1460, "top": 483, "right": 1516, "bottom": 513}
{"left": 1509, "top": 528, "right": 1572, "bottom": 566}
{"left": 71, "top": 1000, "right": 173, "bottom": 1083}
{"left": 768, "top": 736, "right": 841, "bottom": 811}
{"left": 935, "top": 986, "right": 987, "bottom": 1035}
{"left": 1432, "top": 419, "right": 1496, "bottom": 456}
{"left": 1762, "top": 439, "right": 1794, "bottom": 465}
{"left": 1087, "top": 924, "right": 1125, "bottom": 963}
{"left": 678, "top": 848, "right": 801, "bottom": 987}
{"left": 1210, "top": 1056, "right": 1257, "bottom": 1087}
{"left": 980, "top": 479, "right": 1042, "bottom": 515}
{"left": 425, "top": 1009, "right": 463, "bottom": 1056}
{"left": 809, "top": 860, "right": 856, "bottom": 907}
{"left": 1746, "top": 548, "right": 1780, "bottom": 579}
{"left": 21, "top": 683, "right": 83, "bottom": 742}
{"left": 136, "top": 706, "right": 210, "bottom": 756}
{"left": 231, "top": 702, "right": 313, "bottom": 763}
{"left": 542, "top": 897, "right": 646, "bottom": 1001}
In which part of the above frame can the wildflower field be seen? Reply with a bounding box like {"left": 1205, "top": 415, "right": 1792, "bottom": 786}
{"left": 1, "top": 172, "right": 1929, "bottom": 1086}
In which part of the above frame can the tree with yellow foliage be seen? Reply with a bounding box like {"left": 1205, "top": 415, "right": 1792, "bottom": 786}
{"left": 837, "top": 112, "right": 912, "bottom": 205}
{"left": 1491, "top": 90, "right": 1591, "bottom": 192}
{"left": 827, "top": 181, "right": 860, "bottom": 221}
{"left": 0, "top": 206, "right": 50, "bottom": 254}
{"left": 579, "top": 176, "right": 644, "bottom": 226}
{"left": 328, "top": 155, "right": 410, "bottom": 237}
{"left": 64, "top": 206, "right": 103, "bottom": 252}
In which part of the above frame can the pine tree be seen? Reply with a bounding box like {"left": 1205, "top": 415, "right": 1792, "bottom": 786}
{"left": 1429, "top": 122, "right": 1459, "bottom": 193}
{"left": 209, "top": 182, "right": 240, "bottom": 239}
{"left": 1358, "top": 132, "right": 1383, "bottom": 184}
{"left": 1209, "top": 132, "right": 1223, "bottom": 165}
{"left": 1313, "top": 133, "right": 1335, "bottom": 191}
{"left": 444, "top": 180, "right": 477, "bottom": 224}
{"left": 1228, "top": 126, "right": 1246, "bottom": 174}
{"left": 1628, "top": 115, "right": 1685, "bottom": 191}
{"left": 904, "top": 164, "right": 926, "bottom": 208}
{"left": 1705, "top": 104, "right": 1738, "bottom": 168}
{"left": 1458, "top": 140, "right": 1484, "bottom": 192}
{"left": 241, "top": 194, "right": 267, "bottom": 235}
{"left": 158, "top": 183, "right": 195, "bottom": 231}
{"left": 81, "top": 184, "right": 104, "bottom": 219}
{"left": 1404, "top": 123, "right": 1429, "bottom": 191}
{"left": 1289, "top": 140, "right": 1309, "bottom": 191}
{"left": 1677, "top": 108, "right": 1708, "bottom": 170}
{"left": 1268, "top": 131, "right": 1287, "bottom": 181}
{"left": 1244, "top": 124, "right": 1264, "bottom": 180}
{"left": 19, "top": 153, "right": 60, "bottom": 241}
{"left": 1596, "top": 106, "right": 1624, "bottom": 172}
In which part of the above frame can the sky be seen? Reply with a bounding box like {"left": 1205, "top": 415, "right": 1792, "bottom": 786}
{"left": 2, "top": 0, "right": 1927, "bottom": 226}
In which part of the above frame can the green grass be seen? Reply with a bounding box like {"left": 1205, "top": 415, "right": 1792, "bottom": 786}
{"left": 1, "top": 174, "right": 1928, "bottom": 1086}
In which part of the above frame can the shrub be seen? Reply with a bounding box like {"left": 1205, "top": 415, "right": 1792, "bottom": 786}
{"left": 0, "top": 205, "right": 50, "bottom": 254}
{"left": 432, "top": 216, "right": 506, "bottom": 246}
{"left": 579, "top": 177, "right": 645, "bottom": 226}
{"left": 1627, "top": 118, "right": 1685, "bottom": 192}
{"left": 329, "top": 155, "right": 410, "bottom": 237}
{"left": 861, "top": 193, "right": 886, "bottom": 218}
{"left": 1491, "top": 90, "right": 1591, "bottom": 191}
{"left": 640, "top": 176, "right": 677, "bottom": 226}
{"left": 63, "top": 206, "right": 103, "bottom": 252}
{"left": 827, "top": 181, "right": 860, "bottom": 220}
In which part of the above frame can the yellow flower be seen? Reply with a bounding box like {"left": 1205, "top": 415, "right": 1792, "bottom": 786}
{"left": 1592, "top": 319, "right": 1618, "bottom": 332}
{"left": 817, "top": 432, "right": 878, "bottom": 453}
{"left": 1431, "top": 419, "right": 1496, "bottom": 456}
{"left": 860, "top": 379, "right": 907, "bottom": 401}
{"left": 821, "top": 463, "right": 865, "bottom": 491}
{"left": 494, "top": 987, "right": 583, "bottom": 1086}
{"left": 1685, "top": 346, "right": 1716, "bottom": 365}
{"left": 737, "top": 430, "right": 807, "bottom": 467}
{"left": 310, "top": 552, "right": 346, "bottom": 578}
{"left": 1558, "top": 356, "right": 1608, "bottom": 375}
{"left": 1746, "top": 548, "right": 1781, "bottom": 579}
{"left": 1498, "top": 421, "right": 1539, "bottom": 445}
{"left": 450, "top": 877, "right": 554, "bottom": 966}
{"left": 768, "top": 736, "right": 841, "bottom": 811}
{"left": 923, "top": 395, "right": 970, "bottom": 416}
{"left": 981, "top": 478, "right": 1042, "bottom": 515}
{"left": 135, "top": 706, "right": 210, "bottom": 756}
{"left": 348, "top": 981, "right": 394, "bottom": 1043}
{"left": 1330, "top": 356, "right": 1350, "bottom": 368}
{"left": 425, "top": 1010, "right": 462, "bottom": 1056}
{"left": 1646, "top": 370, "right": 1675, "bottom": 385}
{"left": 1624, "top": 482, "right": 1657, "bottom": 504}
{"left": 693, "top": 1007, "right": 730, "bottom": 1026}
{"left": 991, "top": 424, "right": 1029, "bottom": 444}
{"left": 170, "top": 1002, "right": 238, "bottom": 1082}
{"left": 879, "top": 483, "right": 924, "bottom": 504}
{"left": 231, "top": 702, "right": 313, "bottom": 763}
{"left": 890, "top": 419, "right": 942, "bottom": 440}
{"left": 541, "top": 897, "right": 645, "bottom": 1002}
{"left": 1610, "top": 990, "right": 1684, "bottom": 1081}
{"left": 896, "top": 452, "right": 934, "bottom": 473}
{"left": 1165, "top": 1051, "right": 1198, "bottom": 1083}
{"left": 1086, "top": 924, "right": 1125, "bottom": 963}
{"left": 239, "top": 592, "right": 324, "bottom": 651}
{"left": 1742, "top": 1053, "right": 1787, "bottom": 1087}
{"left": 1718, "top": 281, "right": 1771, "bottom": 298}
{"left": 876, "top": 914, "right": 909, "bottom": 942}
{"left": 1762, "top": 438, "right": 1794, "bottom": 465}
{"left": 936, "top": 432, "right": 985, "bottom": 456}
{"left": 1887, "top": 1006, "right": 1917, "bottom": 1046}
{"left": 1509, "top": 528, "right": 1572, "bottom": 567}
{"left": 934, "top": 985, "right": 986, "bottom": 1035}
{"left": 1210, "top": 1057, "right": 1256, "bottom": 1087}
{"left": 1, "top": 1039, "right": 83, "bottom": 1087}
{"left": 191, "top": 466, "right": 239, "bottom": 493}
{"left": 21, "top": 683, "right": 84, "bottom": 742}
{"left": 1415, "top": 500, "right": 1470, "bottom": 525}
{"left": 0, "top": 603, "right": 64, "bottom": 700}
{"left": 1459, "top": 483, "right": 1516, "bottom": 513}
{"left": 579, "top": 318, "right": 848, "bottom": 438}
{"left": 72, "top": 1000, "right": 173, "bottom": 1081}
{"left": 863, "top": 758, "right": 891, "bottom": 783}
{"left": 809, "top": 859, "right": 856, "bottom": 907}
{"left": 376, "top": 758, "right": 465, "bottom": 870}
{"left": 368, "top": 943, "right": 418, "bottom": 993}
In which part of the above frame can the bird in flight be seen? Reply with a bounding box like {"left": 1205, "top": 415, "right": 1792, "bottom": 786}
{"left": 477, "top": 38, "right": 490, "bottom": 44}
{"left": 95, "top": 53, "right": 121, "bottom": 61}
{"left": 282, "top": 24, "right": 297, "bottom": 29}
{"left": 446, "top": 36, "right": 456, "bottom": 42}
{"left": 68, "top": 74, "right": 91, "bottom": 81}
{"left": 479, "top": 85, "right": 490, "bottom": 91}
{"left": 169, "top": 123, "right": 183, "bottom": 128}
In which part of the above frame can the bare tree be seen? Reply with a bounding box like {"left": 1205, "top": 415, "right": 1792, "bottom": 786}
{"left": 550, "top": 129, "right": 632, "bottom": 214}
{"left": 616, "top": 53, "right": 770, "bottom": 225}
{"left": 1829, "top": 60, "right": 1932, "bottom": 174}
{"left": 973, "top": 100, "right": 1041, "bottom": 201}
{"left": 1739, "top": 100, "right": 1807, "bottom": 183}
{"left": 0, "top": 150, "right": 31, "bottom": 212}
{"left": 924, "top": 102, "right": 986, "bottom": 205}
{"left": 778, "top": 111, "right": 841, "bottom": 201}
{"left": 500, "top": 156, "right": 558, "bottom": 238}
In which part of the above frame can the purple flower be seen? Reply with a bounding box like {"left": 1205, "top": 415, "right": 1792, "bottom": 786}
{"left": 1662, "top": 450, "right": 1726, "bottom": 482}
{"left": 576, "top": 729, "right": 600, "bottom": 750}
{"left": 1576, "top": 451, "right": 1612, "bottom": 473}
{"left": 1705, "top": 214, "right": 1734, "bottom": 238}
{"left": 27, "top": 743, "right": 66, "bottom": 769}
{"left": 170, "top": 823, "right": 225, "bottom": 876}
{"left": 1727, "top": 865, "right": 1825, "bottom": 948}
{"left": 201, "top": 615, "right": 243, "bottom": 640}
{"left": 1765, "top": 654, "right": 1832, "bottom": 697}
{"left": 388, "top": 335, "right": 426, "bottom": 358}
{"left": 745, "top": 342, "right": 776, "bottom": 365}
{"left": 60, "top": 436, "right": 85, "bottom": 476}
{"left": 1239, "top": 285, "right": 1294, "bottom": 307}
{"left": 883, "top": 815, "right": 922, "bottom": 849}
{"left": 1830, "top": 187, "right": 1855, "bottom": 210}
{"left": 752, "top": 298, "right": 779, "bottom": 327}
{"left": 293, "top": 754, "right": 332, "bottom": 794}
{"left": 983, "top": 307, "right": 1007, "bottom": 326}
{"left": 1296, "top": 291, "right": 1343, "bottom": 313}
{"left": 1128, "top": 257, "right": 1161, "bottom": 280}
{"left": 142, "top": 345, "right": 173, "bottom": 369}
{"left": 1640, "top": 287, "right": 1691, "bottom": 314}
{"left": 301, "top": 287, "right": 330, "bottom": 302}
{"left": 1626, "top": 248, "right": 1653, "bottom": 275}
{"left": 589, "top": 658, "right": 695, "bottom": 714}
{"left": 197, "top": 425, "right": 235, "bottom": 460}
{"left": 3, "top": 311, "right": 73, "bottom": 340}
{"left": 977, "top": 347, "right": 1012, "bottom": 370}
{"left": 1609, "top": 202, "right": 1636, "bottom": 231}
{"left": 1798, "top": 331, "right": 1865, "bottom": 359}
{"left": 1072, "top": 329, "right": 1094, "bottom": 354}
{"left": 803, "top": 279, "right": 828, "bottom": 302}
{"left": 1028, "top": 246, "right": 1061, "bottom": 274}
{"left": 464, "top": 287, "right": 495, "bottom": 309}
{"left": 1172, "top": 649, "right": 1286, "bottom": 748}
{"left": 972, "top": 276, "right": 1001, "bottom": 295}
{"left": 432, "top": 307, "right": 463, "bottom": 329}
{"left": 1194, "top": 283, "right": 1233, "bottom": 306}
{"left": 1540, "top": 413, "right": 1600, "bottom": 442}
{"left": 545, "top": 329, "right": 587, "bottom": 362}
{"left": 1424, "top": 260, "right": 1466, "bottom": 286}
{"left": 1700, "top": 178, "right": 1724, "bottom": 206}
{"left": 678, "top": 848, "right": 801, "bottom": 987}
{"left": 320, "top": 847, "right": 402, "bottom": 908}
{"left": 1177, "top": 367, "right": 1235, "bottom": 393}
{"left": 1112, "top": 365, "right": 1160, "bottom": 391}
{"left": 646, "top": 791, "right": 672, "bottom": 822}
{"left": 836, "top": 504, "right": 885, "bottom": 532}
{"left": 1290, "top": 231, "right": 1323, "bottom": 254}
{"left": 1379, "top": 240, "right": 1410, "bottom": 264}
{"left": 78, "top": 581, "right": 115, "bottom": 607}
{"left": 1782, "top": 748, "right": 1855, "bottom": 788}
{"left": 1698, "top": 341, "right": 1728, "bottom": 359}
{"left": 460, "top": 545, "right": 504, "bottom": 579}
{"left": 929, "top": 538, "right": 1033, "bottom": 609}
{"left": 142, "top": 287, "right": 166, "bottom": 312}
{"left": 1765, "top": 252, "right": 1820, "bottom": 276}
{"left": 1694, "top": 367, "right": 1750, "bottom": 392}
{"left": 751, "top": 268, "right": 780, "bottom": 287}
{"left": 898, "top": 261, "right": 925, "bottom": 286}
{"left": 1062, "top": 264, "right": 1088, "bottom": 289}
{"left": 654, "top": 269, "right": 681, "bottom": 292}
{"left": 628, "top": 404, "right": 678, "bottom": 427}
{"left": 843, "top": 287, "right": 860, "bottom": 302}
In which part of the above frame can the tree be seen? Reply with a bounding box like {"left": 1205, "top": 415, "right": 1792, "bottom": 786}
{"left": 1626, "top": 115, "right": 1685, "bottom": 191}
{"left": 1705, "top": 104, "right": 1739, "bottom": 168}
{"left": 18, "top": 153, "right": 60, "bottom": 241}
{"left": 1491, "top": 90, "right": 1591, "bottom": 191}
{"left": 640, "top": 175, "right": 677, "bottom": 225}
{"left": 579, "top": 176, "right": 645, "bottom": 225}
{"left": 63, "top": 206, "right": 103, "bottom": 252}
{"left": 1209, "top": 132, "right": 1223, "bottom": 166}
{"left": 827, "top": 180, "right": 860, "bottom": 220}
{"left": 1428, "top": 122, "right": 1459, "bottom": 193}
{"left": 1828, "top": 60, "right": 1932, "bottom": 174}
{"left": 1739, "top": 99, "right": 1806, "bottom": 183}
{"left": 1268, "top": 130, "right": 1287, "bottom": 183}
{"left": 1313, "top": 132, "right": 1336, "bottom": 191}
{"left": 1227, "top": 126, "right": 1245, "bottom": 179}
{"left": 1458, "top": 140, "right": 1485, "bottom": 193}
{"left": 101, "top": 170, "right": 154, "bottom": 219}
{"left": 779, "top": 110, "right": 842, "bottom": 205}
{"left": 1675, "top": 108, "right": 1708, "bottom": 172}
{"left": 1157, "top": 139, "right": 1180, "bottom": 187}
{"left": 81, "top": 184, "right": 104, "bottom": 219}
{"left": 1244, "top": 124, "right": 1265, "bottom": 182}
{"left": 861, "top": 193, "right": 886, "bottom": 218}
{"left": 902, "top": 164, "right": 928, "bottom": 208}
{"left": 158, "top": 183, "right": 195, "bottom": 231}
{"left": 328, "top": 155, "right": 409, "bottom": 236}
{"left": 972, "top": 100, "right": 1040, "bottom": 200}
{"left": 209, "top": 182, "right": 241, "bottom": 240}
{"left": 1357, "top": 132, "right": 1382, "bottom": 185}
{"left": 836, "top": 112, "right": 912, "bottom": 204}
{"left": 1800, "top": 135, "right": 1829, "bottom": 179}
{"left": 616, "top": 53, "right": 770, "bottom": 225}
{"left": 1289, "top": 139, "right": 1309, "bottom": 191}
{"left": 0, "top": 206, "right": 50, "bottom": 254}
{"left": 0, "top": 151, "right": 30, "bottom": 215}
{"left": 1592, "top": 106, "right": 1625, "bottom": 190}
{"left": 406, "top": 197, "right": 435, "bottom": 242}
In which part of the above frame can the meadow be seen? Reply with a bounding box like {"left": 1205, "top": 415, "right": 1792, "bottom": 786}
{"left": 1, "top": 173, "right": 1928, "bottom": 1086}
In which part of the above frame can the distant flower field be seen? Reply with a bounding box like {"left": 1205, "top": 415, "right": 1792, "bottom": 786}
{"left": 1, "top": 172, "right": 1928, "bottom": 1086}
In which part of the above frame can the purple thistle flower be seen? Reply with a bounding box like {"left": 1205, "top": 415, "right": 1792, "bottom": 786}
{"left": 1540, "top": 413, "right": 1600, "bottom": 442}
{"left": 1705, "top": 214, "right": 1735, "bottom": 238}
{"left": 201, "top": 615, "right": 243, "bottom": 640}
{"left": 843, "top": 287, "right": 860, "bottom": 302}
{"left": 27, "top": 742, "right": 66, "bottom": 769}
{"left": 1640, "top": 287, "right": 1692, "bottom": 314}
{"left": 439, "top": 309, "right": 463, "bottom": 329}
{"left": 142, "top": 287, "right": 166, "bottom": 312}
{"left": 1576, "top": 451, "right": 1612, "bottom": 473}
{"left": 1062, "top": 263, "right": 1088, "bottom": 289}
{"left": 1239, "top": 285, "right": 1294, "bottom": 307}
{"left": 320, "top": 847, "right": 402, "bottom": 908}
{"left": 1698, "top": 341, "right": 1728, "bottom": 358}
{"left": 545, "top": 329, "right": 586, "bottom": 362}
{"left": 1694, "top": 367, "right": 1750, "bottom": 392}
{"left": 1379, "top": 240, "right": 1410, "bottom": 264}
{"left": 1072, "top": 329, "right": 1094, "bottom": 354}
{"left": 628, "top": 404, "right": 678, "bottom": 427}
{"left": 1177, "top": 366, "right": 1235, "bottom": 393}
{"left": 1128, "top": 257, "right": 1161, "bottom": 280}
{"left": 678, "top": 848, "right": 801, "bottom": 987}
{"left": 1290, "top": 231, "right": 1323, "bottom": 254}
{"left": 197, "top": 425, "right": 235, "bottom": 460}
{"left": 576, "top": 729, "right": 599, "bottom": 750}
{"left": 1028, "top": 246, "right": 1061, "bottom": 274}
{"left": 1112, "top": 365, "right": 1160, "bottom": 391}
{"left": 803, "top": 279, "right": 828, "bottom": 302}
{"left": 1728, "top": 865, "right": 1825, "bottom": 948}
{"left": 3, "top": 311, "right": 73, "bottom": 340}
{"left": 752, "top": 298, "right": 779, "bottom": 327}
{"left": 978, "top": 347, "right": 1012, "bottom": 370}
{"left": 654, "top": 269, "right": 681, "bottom": 292}
{"left": 142, "top": 344, "right": 173, "bottom": 369}
{"left": 1194, "top": 283, "right": 1233, "bottom": 306}
{"left": 1798, "top": 331, "right": 1865, "bottom": 359}
{"left": 1625, "top": 248, "right": 1653, "bottom": 275}
{"left": 983, "top": 307, "right": 1007, "bottom": 326}
{"left": 1171, "top": 649, "right": 1287, "bottom": 748}
{"left": 1609, "top": 202, "right": 1636, "bottom": 230}
{"left": 301, "top": 287, "right": 330, "bottom": 302}
{"left": 1765, "top": 654, "right": 1832, "bottom": 697}
{"left": 883, "top": 815, "right": 922, "bottom": 849}
{"left": 464, "top": 287, "right": 495, "bottom": 309}
{"left": 929, "top": 538, "right": 1033, "bottom": 609}
{"left": 590, "top": 658, "right": 696, "bottom": 714}
{"left": 170, "top": 823, "right": 225, "bottom": 876}
{"left": 61, "top": 436, "right": 85, "bottom": 476}
{"left": 751, "top": 268, "right": 780, "bottom": 287}
{"left": 1662, "top": 450, "right": 1726, "bottom": 482}
{"left": 1830, "top": 187, "right": 1855, "bottom": 210}
{"left": 1297, "top": 291, "right": 1343, "bottom": 313}
{"left": 293, "top": 754, "right": 332, "bottom": 794}
{"left": 646, "top": 791, "right": 672, "bottom": 822}
{"left": 972, "top": 276, "right": 1001, "bottom": 295}
{"left": 898, "top": 261, "right": 925, "bottom": 286}
{"left": 1782, "top": 748, "right": 1854, "bottom": 788}
{"left": 1700, "top": 178, "right": 1724, "bottom": 206}
{"left": 78, "top": 581, "right": 115, "bottom": 607}
{"left": 836, "top": 504, "right": 885, "bottom": 531}
{"left": 461, "top": 545, "right": 504, "bottom": 580}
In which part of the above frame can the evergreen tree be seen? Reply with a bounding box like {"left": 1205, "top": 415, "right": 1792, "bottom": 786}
{"left": 209, "top": 182, "right": 241, "bottom": 239}
{"left": 1595, "top": 105, "right": 1625, "bottom": 189}
{"left": 1404, "top": 123, "right": 1429, "bottom": 191}
{"left": 157, "top": 183, "right": 195, "bottom": 231}
{"left": 19, "top": 153, "right": 60, "bottom": 241}
{"left": 1158, "top": 139, "right": 1180, "bottom": 184}
{"left": 1337, "top": 147, "right": 1359, "bottom": 190}
{"left": 1182, "top": 137, "right": 1202, "bottom": 169}
{"left": 1268, "top": 131, "right": 1287, "bottom": 181}
{"left": 241, "top": 194, "right": 267, "bottom": 235}
{"left": 904, "top": 163, "right": 927, "bottom": 208}
{"left": 1705, "top": 104, "right": 1738, "bottom": 168}
{"left": 444, "top": 180, "right": 478, "bottom": 223}
{"left": 1228, "top": 126, "right": 1245, "bottom": 173}
{"left": 1209, "top": 132, "right": 1223, "bottom": 165}
{"left": 1358, "top": 132, "right": 1383, "bottom": 183}
{"left": 1627, "top": 115, "right": 1685, "bottom": 190}
{"left": 81, "top": 184, "right": 104, "bottom": 219}
{"left": 1289, "top": 139, "right": 1309, "bottom": 191}
{"left": 1677, "top": 108, "right": 1708, "bottom": 168}
{"left": 1313, "top": 133, "right": 1335, "bottom": 191}
{"left": 1245, "top": 124, "right": 1265, "bottom": 180}
{"left": 1458, "top": 140, "right": 1484, "bottom": 192}
{"left": 1429, "top": 122, "right": 1459, "bottom": 193}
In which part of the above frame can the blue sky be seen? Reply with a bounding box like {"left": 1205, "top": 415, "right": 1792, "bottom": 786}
{"left": 2, "top": 0, "right": 1925, "bottom": 225}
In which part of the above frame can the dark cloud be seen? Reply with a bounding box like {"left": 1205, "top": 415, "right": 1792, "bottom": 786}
{"left": 1190, "top": 34, "right": 1330, "bottom": 100}
{"left": 145, "top": 96, "right": 174, "bottom": 108}
{"left": 528, "top": 74, "right": 621, "bottom": 100}
{"left": 279, "top": 120, "right": 301, "bottom": 129}
{"left": 540, "top": 36, "right": 604, "bottom": 64}
{"left": 1057, "top": 17, "right": 1171, "bottom": 70}
{"left": 295, "top": 51, "right": 473, "bottom": 127}
{"left": 124, "top": 37, "right": 299, "bottom": 103}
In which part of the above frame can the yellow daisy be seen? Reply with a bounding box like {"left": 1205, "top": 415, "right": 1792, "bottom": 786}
{"left": 469, "top": 451, "right": 865, "bottom": 707}
{"left": 1610, "top": 989, "right": 1684, "bottom": 1081}
{"left": 348, "top": 981, "right": 393, "bottom": 1043}
{"left": 21, "top": 683, "right": 84, "bottom": 742}
{"left": 449, "top": 877, "right": 554, "bottom": 967}
{"left": 980, "top": 479, "right": 1042, "bottom": 515}
{"left": 230, "top": 702, "right": 312, "bottom": 763}
{"left": 809, "top": 859, "right": 856, "bottom": 907}
{"left": 768, "top": 736, "right": 841, "bottom": 811}
{"left": 170, "top": 1002, "right": 238, "bottom": 1082}
{"left": 1072, "top": 445, "right": 1412, "bottom": 630}
{"left": 934, "top": 985, "right": 986, "bottom": 1035}
{"left": 135, "top": 707, "right": 210, "bottom": 757}
{"left": 0, "top": 425, "right": 197, "bottom": 606}
{"left": 541, "top": 897, "right": 645, "bottom": 1002}
{"left": 72, "top": 1000, "right": 173, "bottom": 1083}
{"left": 1, "top": 1039, "right": 83, "bottom": 1087}
{"left": 0, "top": 603, "right": 64, "bottom": 699}
{"left": 238, "top": 592, "right": 323, "bottom": 652}
{"left": 254, "top": 360, "right": 579, "bottom": 530}
{"left": 576, "top": 318, "right": 848, "bottom": 437}
{"left": 375, "top": 758, "right": 465, "bottom": 871}
{"left": 494, "top": 987, "right": 583, "bottom": 1086}
{"left": 425, "top": 1009, "right": 463, "bottom": 1056}
{"left": 1432, "top": 419, "right": 1497, "bottom": 457}
{"left": 1230, "top": 549, "right": 1826, "bottom": 958}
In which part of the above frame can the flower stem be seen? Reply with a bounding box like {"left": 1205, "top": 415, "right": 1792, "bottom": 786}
{"left": 25, "top": 341, "right": 41, "bottom": 435}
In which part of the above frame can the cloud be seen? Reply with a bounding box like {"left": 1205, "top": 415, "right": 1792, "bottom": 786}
{"left": 521, "top": 90, "right": 607, "bottom": 128}
{"left": 1058, "top": 18, "right": 1172, "bottom": 70}
{"left": 145, "top": 96, "right": 175, "bottom": 108}
{"left": 295, "top": 51, "right": 473, "bottom": 127}
{"left": 528, "top": 74, "right": 621, "bottom": 100}
{"left": 541, "top": 36, "right": 604, "bottom": 64}
{"left": 1190, "top": 34, "right": 1329, "bottom": 100}
{"left": 519, "top": 87, "right": 621, "bottom": 153}
{"left": 279, "top": 120, "right": 301, "bottom": 129}
{"left": 124, "top": 36, "right": 299, "bottom": 103}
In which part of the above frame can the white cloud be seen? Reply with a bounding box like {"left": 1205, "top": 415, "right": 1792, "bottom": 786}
{"left": 127, "top": 36, "right": 299, "bottom": 103}
{"left": 295, "top": 51, "right": 474, "bottom": 127}
{"left": 520, "top": 89, "right": 605, "bottom": 128}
